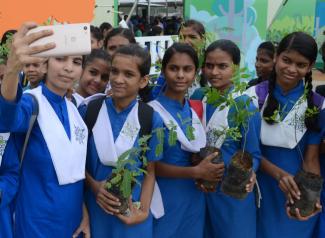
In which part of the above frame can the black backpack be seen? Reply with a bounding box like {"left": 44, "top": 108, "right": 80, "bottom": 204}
{"left": 84, "top": 96, "right": 153, "bottom": 139}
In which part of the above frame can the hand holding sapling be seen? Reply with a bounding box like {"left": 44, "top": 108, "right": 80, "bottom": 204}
{"left": 96, "top": 180, "right": 121, "bottom": 215}
{"left": 117, "top": 197, "right": 149, "bottom": 225}
{"left": 245, "top": 171, "right": 256, "bottom": 193}
{"left": 193, "top": 151, "right": 225, "bottom": 182}
{"left": 286, "top": 200, "right": 322, "bottom": 221}
{"left": 278, "top": 172, "right": 301, "bottom": 204}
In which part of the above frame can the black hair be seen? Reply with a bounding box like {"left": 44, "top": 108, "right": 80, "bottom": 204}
{"left": 83, "top": 48, "right": 111, "bottom": 68}
{"left": 148, "top": 26, "right": 163, "bottom": 36}
{"left": 263, "top": 32, "right": 319, "bottom": 131}
{"left": 104, "top": 28, "right": 136, "bottom": 50}
{"left": 204, "top": 39, "right": 241, "bottom": 66}
{"left": 90, "top": 25, "right": 103, "bottom": 41}
{"left": 179, "top": 19, "right": 205, "bottom": 39}
{"left": 162, "top": 42, "right": 199, "bottom": 73}
{"left": 99, "top": 22, "right": 112, "bottom": 34}
{"left": 113, "top": 44, "right": 151, "bottom": 102}
{"left": 257, "top": 41, "right": 275, "bottom": 59}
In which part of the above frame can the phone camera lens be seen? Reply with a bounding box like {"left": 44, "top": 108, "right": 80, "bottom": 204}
{"left": 84, "top": 26, "right": 88, "bottom": 30}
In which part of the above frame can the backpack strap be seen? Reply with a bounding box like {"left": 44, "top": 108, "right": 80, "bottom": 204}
{"left": 70, "top": 95, "right": 78, "bottom": 107}
{"left": 20, "top": 93, "right": 39, "bottom": 165}
{"left": 189, "top": 99, "right": 203, "bottom": 121}
{"left": 255, "top": 80, "right": 269, "bottom": 110}
{"left": 138, "top": 101, "right": 153, "bottom": 138}
{"left": 84, "top": 96, "right": 106, "bottom": 132}
{"left": 312, "top": 92, "right": 325, "bottom": 110}
{"left": 137, "top": 101, "right": 153, "bottom": 169}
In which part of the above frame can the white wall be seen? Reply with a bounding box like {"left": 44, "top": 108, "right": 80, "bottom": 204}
{"left": 92, "top": 0, "right": 116, "bottom": 27}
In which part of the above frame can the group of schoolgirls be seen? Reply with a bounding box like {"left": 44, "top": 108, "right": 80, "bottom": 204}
{"left": 0, "top": 20, "right": 325, "bottom": 238}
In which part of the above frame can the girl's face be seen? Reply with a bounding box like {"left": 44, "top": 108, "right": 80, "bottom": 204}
{"left": 23, "top": 62, "right": 46, "bottom": 85}
{"left": 79, "top": 58, "right": 110, "bottom": 97}
{"left": 106, "top": 35, "right": 130, "bottom": 56}
{"left": 275, "top": 50, "right": 313, "bottom": 90}
{"left": 110, "top": 54, "right": 148, "bottom": 101}
{"left": 46, "top": 56, "right": 83, "bottom": 96}
{"left": 91, "top": 35, "right": 103, "bottom": 50}
{"left": 163, "top": 52, "right": 196, "bottom": 95}
{"left": 203, "top": 49, "right": 234, "bottom": 91}
{"left": 179, "top": 26, "right": 202, "bottom": 50}
{"left": 255, "top": 49, "right": 274, "bottom": 79}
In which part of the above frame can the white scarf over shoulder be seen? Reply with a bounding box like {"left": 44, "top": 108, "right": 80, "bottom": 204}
{"left": 149, "top": 100, "right": 206, "bottom": 152}
{"left": 0, "top": 133, "right": 10, "bottom": 166}
{"left": 26, "top": 87, "right": 88, "bottom": 185}
{"left": 260, "top": 94, "right": 325, "bottom": 149}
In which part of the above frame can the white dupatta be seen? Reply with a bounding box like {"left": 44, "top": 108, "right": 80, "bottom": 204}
{"left": 0, "top": 133, "right": 10, "bottom": 166}
{"left": 27, "top": 87, "right": 88, "bottom": 185}
{"left": 260, "top": 94, "right": 325, "bottom": 149}
{"left": 149, "top": 100, "right": 206, "bottom": 153}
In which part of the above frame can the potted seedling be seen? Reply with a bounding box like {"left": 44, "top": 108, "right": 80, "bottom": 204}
{"left": 221, "top": 150, "right": 253, "bottom": 199}
{"left": 192, "top": 146, "right": 223, "bottom": 190}
{"left": 105, "top": 135, "right": 151, "bottom": 215}
{"left": 205, "top": 66, "right": 256, "bottom": 199}
{"left": 288, "top": 169, "right": 323, "bottom": 217}
{"left": 285, "top": 93, "right": 323, "bottom": 217}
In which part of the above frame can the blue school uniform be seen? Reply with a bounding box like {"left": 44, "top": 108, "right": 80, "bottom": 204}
{"left": 0, "top": 135, "right": 19, "bottom": 238}
{"left": 84, "top": 97, "right": 163, "bottom": 238}
{"left": 152, "top": 94, "right": 206, "bottom": 238}
{"left": 257, "top": 81, "right": 323, "bottom": 238}
{"left": 149, "top": 74, "right": 166, "bottom": 101}
{"left": 0, "top": 84, "right": 84, "bottom": 238}
{"left": 316, "top": 110, "right": 325, "bottom": 238}
{"left": 317, "top": 152, "right": 325, "bottom": 238}
{"left": 202, "top": 90, "right": 261, "bottom": 238}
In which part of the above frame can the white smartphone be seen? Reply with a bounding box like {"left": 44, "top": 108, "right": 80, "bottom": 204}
{"left": 28, "top": 23, "right": 91, "bottom": 57}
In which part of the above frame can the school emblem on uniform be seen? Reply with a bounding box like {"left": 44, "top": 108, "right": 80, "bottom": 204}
{"left": 0, "top": 135, "right": 7, "bottom": 157}
{"left": 74, "top": 126, "right": 86, "bottom": 144}
{"left": 121, "top": 122, "right": 139, "bottom": 140}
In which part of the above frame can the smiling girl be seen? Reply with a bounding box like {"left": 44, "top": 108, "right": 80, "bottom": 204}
{"left": 256, "top": 32, "right": 325, "bottom": 238}
{"left": 73, "top": 49, "right": 110, "bottom": 108}
{"left": 150, "top": 43, "right": 224, "bottom": 238}
{"left": 0, "top": 22, "right": 89, "bottom": 238}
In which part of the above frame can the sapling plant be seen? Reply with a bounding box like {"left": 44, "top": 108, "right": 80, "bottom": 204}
{"left": 105, "top": 121, "right": 193, "bottom": 215}
{"left": 105, "top": 135, "right": 152, "bottom": 215}
{"left": 203, "top": 65, "right": 258, "bottom": 199}
{"left": 0, "top": 33, "right": 13, "bottom": 64}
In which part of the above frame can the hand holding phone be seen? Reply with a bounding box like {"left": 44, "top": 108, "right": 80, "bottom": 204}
{"left": 27, "top": 23, "right": 91, "bottom": 57}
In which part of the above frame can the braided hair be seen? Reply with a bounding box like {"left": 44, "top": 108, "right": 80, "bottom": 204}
{"left": 263, "top": 32, "right": 319, "bottom": 131}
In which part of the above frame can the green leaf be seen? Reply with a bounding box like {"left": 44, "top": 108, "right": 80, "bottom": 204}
{"left": 186, "top": 125, "right": 195, "bottom": 141}
{"left": 168, "top": 129, "right": 177, "bottom": 146}
{"left": 121, "top": 170, "right": 132, "bottom": 198}
{"left": 110, "top": 173, "right": 122, "bottom": 185}
{"left": 155, "top": 143, "right": 164, "bottom": 157}
{"left": 241, "top": 73, "right": 251, "bottom": 78}
{"left": 106, "top": 182, "right": 112, "bottom": 190}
